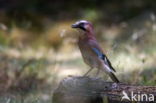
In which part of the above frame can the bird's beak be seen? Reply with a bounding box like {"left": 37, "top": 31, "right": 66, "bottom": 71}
{"left": 71, "top": 24, "right": 79, "bottom": 28}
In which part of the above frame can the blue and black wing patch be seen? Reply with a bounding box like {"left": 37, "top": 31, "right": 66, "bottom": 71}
{"left": 92, "top": 48, "right": 103, "bottom": 59}
{"left": 92, "top": 48, "right": 116, "bottom": 72}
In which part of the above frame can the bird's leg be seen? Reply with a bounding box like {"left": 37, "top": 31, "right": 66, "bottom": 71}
{"left": 95, "top": 69, "right": 100, "bottom": 77}
{"left": 83, "top": 67, "right": 93, "bottom": 76}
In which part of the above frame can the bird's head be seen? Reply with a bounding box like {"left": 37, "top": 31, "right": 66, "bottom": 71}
{"left": 71, "top": 20, "right": 94, "bottom": 33}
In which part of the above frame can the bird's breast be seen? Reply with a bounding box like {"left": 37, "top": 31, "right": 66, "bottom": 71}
{"left": 78, "top": 40, "right": 99, "bottom": 68}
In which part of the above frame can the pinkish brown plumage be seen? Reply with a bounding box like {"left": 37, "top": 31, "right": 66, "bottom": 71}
{"left": 71, "top": 20, "right": 119, "bottom": 83}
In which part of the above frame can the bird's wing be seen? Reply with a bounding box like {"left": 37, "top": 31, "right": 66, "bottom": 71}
{"left": 88, "top": 40, "right": 116, "bottom": 72}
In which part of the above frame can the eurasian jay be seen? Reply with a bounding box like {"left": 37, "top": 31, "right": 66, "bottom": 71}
{"left": 71, "top": 20, "right": 119, "bottom": 83}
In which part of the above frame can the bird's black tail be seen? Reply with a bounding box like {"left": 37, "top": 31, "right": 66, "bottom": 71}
{"left": 108, "top": 72, "right": 120, "bottom": 83}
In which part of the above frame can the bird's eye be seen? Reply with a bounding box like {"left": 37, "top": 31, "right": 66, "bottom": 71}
{"left": 79, "top": 23, "right": 86, "bottom": 31}
{"left": 80, "top": 23, "right": 85, "bottom": 26}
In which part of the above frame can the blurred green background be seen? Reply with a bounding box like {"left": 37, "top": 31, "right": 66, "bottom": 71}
{"left": 0, "top": 0, "right": 156, "bottom": 102}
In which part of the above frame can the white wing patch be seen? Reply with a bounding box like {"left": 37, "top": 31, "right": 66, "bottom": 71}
{"left": 103, "top": 61, "right": 114, "bottom": 73}
{"left": 92, "top": 47, "right": 116, "bottom": 73}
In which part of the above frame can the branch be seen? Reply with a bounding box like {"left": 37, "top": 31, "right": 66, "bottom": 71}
{"left": 53, "top": 76, "right": 156, "bottom": 103}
